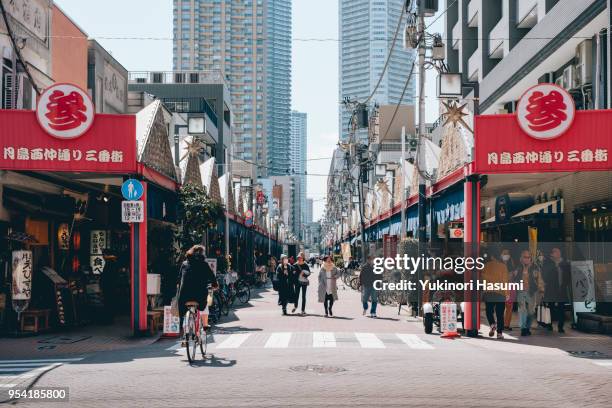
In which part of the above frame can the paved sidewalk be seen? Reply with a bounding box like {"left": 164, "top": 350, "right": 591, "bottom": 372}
{"left": 0, "top": 317, "right": 160, "bottom": 360}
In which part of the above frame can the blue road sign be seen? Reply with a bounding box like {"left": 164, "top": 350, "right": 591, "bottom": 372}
{"left": 121, "top": 179, "right": 144, "bottom": 201}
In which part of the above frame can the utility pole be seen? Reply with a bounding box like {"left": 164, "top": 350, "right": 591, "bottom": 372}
{"left": 400, "top": 126, "right": 407, "bottom": 241}
{"left": 417, "top": 5, "right": 427, "bottom": 246}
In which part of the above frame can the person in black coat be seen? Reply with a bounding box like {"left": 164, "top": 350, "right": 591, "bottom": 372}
{"left": 177, "top": 245, "right": 218, "bottom": 317}
{"left": 275, "top": 255, "right": 293, "bottom": 315}
{"left": 292, "top": 252, "right": 311, "bottom": 315}
{"left": 541, "top": 247, "right": 571, "bottom": 333}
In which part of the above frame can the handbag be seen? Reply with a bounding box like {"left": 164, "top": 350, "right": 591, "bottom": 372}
{"left": 537, "top": 302, "right": 551, "bottom": 325}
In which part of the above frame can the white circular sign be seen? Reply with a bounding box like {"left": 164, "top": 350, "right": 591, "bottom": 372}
{"left": 516, "top": 83, "right": 575, "bottom": 140}
{"left": 36, "top": 83, "right": 95, "bottom": 139}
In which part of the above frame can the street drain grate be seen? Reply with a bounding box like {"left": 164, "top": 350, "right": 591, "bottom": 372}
{"left": 568, "top": 350, "right": 608, "bottom": 359}
{"left": 289, "top": 365, "right": 346, "bottom": 374}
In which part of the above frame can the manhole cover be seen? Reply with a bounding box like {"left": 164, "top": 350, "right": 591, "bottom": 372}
{"left": 289, "top": 365, "right": 346, "bottom": 374}
{"left": 568, "top": 350, "right": 608, "bottom": 359}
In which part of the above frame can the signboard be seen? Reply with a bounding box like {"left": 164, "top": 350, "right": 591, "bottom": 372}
{"left": 36, "top": 83, "right": 95, "bottom": 139}
{"left": 57, "top": 223, "right": 71, "bottom": 250}
{"left": 163, "top": 305, "right": 180, "bottom": 336}
{"left": 90, "top": 230, "right": 108, "bottom": 255}
{"left": 516, "top": 83, "right": 575, "bottom": 140}
{"left": 121, "top": 201, "right": 144, "bottom": 223}
{"left": 244, "top": 209, "right": 254, "bottom": 227}
{"left": 256, "top": 190, "right": 265, "bottom": 204}
{"left": 570, "top": 260, "right": 596, "bottom": 322}
{"left": 3, "top": 0, "right": 49, "bottom": 42}
{"left": 12, "top": 250, "right": 33, "bottom": 300}
{"left": 341, "top": 243, "right": 352, "bottom": 263}
{"left": 147, "top": 274, "right": 161, "bottom": 295}
{"left": 121, "top": 179, "right": 144, "bottom": 201}
{"left": 474, "top": 109, "right": 612, "bottom": 174}
{"left": 440, "top": 302, "right": 458, "bottom": 336}
{"left": 103, "top": 62, "right": 127, "bottom": 112}
{"left": 0, "top": 109, "right": 136, "bottom": 173}
{"left": 206, "top": 258, "right": 218, "bottom": 275}
{"left": 90, "top": 255, "right": 106, "bottom": 275}
{"left": 449, "top": 228, "right": 464, "bottom": 239}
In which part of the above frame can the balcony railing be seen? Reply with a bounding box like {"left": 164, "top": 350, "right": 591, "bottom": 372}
{"left": 128, "top": 70, "right": 228, "bottom": 87}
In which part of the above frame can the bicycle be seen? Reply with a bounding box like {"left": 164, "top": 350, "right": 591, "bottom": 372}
{"left": 182, "top": 301, "right": 208, "bottom": 363}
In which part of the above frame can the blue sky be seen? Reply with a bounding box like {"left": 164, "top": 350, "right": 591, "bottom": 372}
{"left": 55, "top": 0, "right": 443, "bottom": 221}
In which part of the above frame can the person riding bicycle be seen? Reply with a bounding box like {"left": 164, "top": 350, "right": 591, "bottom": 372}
{"left": 177, "top": 245, "right": 218, "bottom": 320}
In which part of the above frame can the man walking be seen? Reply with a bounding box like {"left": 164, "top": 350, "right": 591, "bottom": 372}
{"left": 542, "top": 247, "right": 570, "bottom": 333}
{"left": 359, "top": 256, "right": 378, "bottom": 318}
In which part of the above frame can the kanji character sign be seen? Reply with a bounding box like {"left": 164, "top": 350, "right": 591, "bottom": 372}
{"left": 36, "top": 83, "right": 95, "bottom": 139}
{"left": 516, "top": 83, "right": 575, "bottom": 140}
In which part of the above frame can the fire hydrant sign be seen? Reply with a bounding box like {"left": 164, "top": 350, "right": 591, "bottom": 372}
{"left": 440, "top": 302, "right": 458, "bottom": 336}
{"left": 122, "top": 201, "right": 144, "bottom": 223}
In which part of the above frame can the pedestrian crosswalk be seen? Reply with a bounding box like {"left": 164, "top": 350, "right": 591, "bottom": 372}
{"left": 592, "top": 360, "right": 612, "bottom": 369}
{"left": 207, "top": 332, "right": 435, "bottom": 350}
{"left": 0, "top": 358, "right": 83, "bottom": 389}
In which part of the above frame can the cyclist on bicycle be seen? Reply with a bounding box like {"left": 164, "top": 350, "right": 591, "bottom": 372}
{"left": 177, "top": 245, "right": 218, "bottom": 324}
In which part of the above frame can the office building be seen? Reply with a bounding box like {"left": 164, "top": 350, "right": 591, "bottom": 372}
{"left": 338, "top": 0, "right": 416, "bottom": 143}
{"left": 172, "top": 0, "right": 291, "bottom": 178}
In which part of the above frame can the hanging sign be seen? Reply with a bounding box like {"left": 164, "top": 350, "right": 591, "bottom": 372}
{"left": 90, "top": 230, "right": 108, "bottom": 255}
{"left": 121, "top": 201, "right": 145, "bottom": 223}
{"left": 90, "top": 255, "right": 106, "bottom": 275}
{"left": 57, "top": 223, "right": 71, "bottom": 250}
{"left": 473, "top": 84, "right": 612, "bottom": 174}
{"left": 12, "top": 250, "right": 33, "bottom": 301}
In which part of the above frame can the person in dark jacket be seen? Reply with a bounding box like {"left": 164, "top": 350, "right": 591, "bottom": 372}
{"left": 293, "top": 252, "right": 311, "bottom": 315}
{"left": 359, "top": 256, "right": 378, "bottom": 318}
{"left": 177, "top": 245, "right": 218, "bottom": 318}
{"left": 275, "top": 255, "right": 293, "bottom": 315}
{"left": 542, "top": 247, "right": 571, "bottom": 333}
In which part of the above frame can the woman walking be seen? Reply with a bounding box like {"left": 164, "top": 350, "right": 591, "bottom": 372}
{"left": 516, "top": 249, "right": 544, "bottom": 336}
{"left": 318, "top": 255, "right": 339, "bottom": 317}
{"left": 293, "top": 252, "right": 311, "bottom": 315}
{"left": 275, "top": 255, "right": 293, "bottom": 315}
{"left": 501, "top": 248, "right": 518, "bottom": 331}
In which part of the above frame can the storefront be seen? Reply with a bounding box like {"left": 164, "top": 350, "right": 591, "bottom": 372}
{"left": 0, "top": 84, "right": 179, "bottom": 336}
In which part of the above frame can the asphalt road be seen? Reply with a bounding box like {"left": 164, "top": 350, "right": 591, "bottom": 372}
{"left": 12, "top": 266, "right": 612, "bottom": 407}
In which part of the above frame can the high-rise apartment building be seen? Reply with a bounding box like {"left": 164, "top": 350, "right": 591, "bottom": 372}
{"left": 290, "top": 110, "right": 307, "bottom": 226}
{"left": 173, "top": 0, "right": 291, "bottom": 177}
{"left": 339, "top": 0, "right": 416, "bottom": 143}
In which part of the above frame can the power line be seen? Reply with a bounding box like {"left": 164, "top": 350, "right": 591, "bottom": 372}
{"left": 381, "top": 60, "right": 417, "bottom": 141}
{"left": 19, "top": 34, "right": 599, "bottom": 42}
{"left": 426, "top": 0, "right": 458, "bottom": 29}
{"left": 359, "top": 1, "right": 406, "bottom": 105}
{"left": 227, "top": 152, "right": 331, "bottom": 177}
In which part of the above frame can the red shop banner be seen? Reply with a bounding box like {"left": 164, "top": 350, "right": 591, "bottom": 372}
{"left": 0, "top": 83, "right": 136, "bottom": 174}
{"left": 474, "top": 83, "right": 612, "bottom": 174}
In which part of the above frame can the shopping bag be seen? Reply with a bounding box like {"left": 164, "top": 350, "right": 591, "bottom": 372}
{"left": 537, "top": 303, "right": 551, "bottom": 325}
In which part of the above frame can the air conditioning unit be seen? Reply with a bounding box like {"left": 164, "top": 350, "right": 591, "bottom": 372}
{"left": 575, "top": 39, "right": 593, "bottom": 87}
{"left": 562, "top": 66, "right": 575, "bottom": 90}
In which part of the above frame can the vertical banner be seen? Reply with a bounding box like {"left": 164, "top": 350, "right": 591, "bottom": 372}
{"left": 12, "top": 250, "right": 33, "bottom": 301}
{"left": 341, "top": 243, "right": 352, "bottom": 263}
{"left": 570, "top": 261, "right": 596, "bottom": 322}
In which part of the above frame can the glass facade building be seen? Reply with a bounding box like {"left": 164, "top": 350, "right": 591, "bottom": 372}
{"left": 173, "top": 0, "right": 291, "bottom": 177}
{"left": 290, "top": 110, "right": 307, "bottom": 227}
{"left": 339, "top": 0, "right": 416, "bottom": 143}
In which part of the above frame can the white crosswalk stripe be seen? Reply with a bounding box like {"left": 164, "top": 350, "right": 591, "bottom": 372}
{"left": 354, "top": 333, "right": 385, "bottom": 349}
{"left": 206, "top": 332, "right": 436, "bottom": 350}
{"left": 592, "top": 360, "right": 612, "bottom": 368}
{"left": 313, "top": 332, "right": 336, "bottom": 348}
{"left": 264, "top": 332, "right": 292, "bottom": 348}
{"left": 396, "top": 333, "right": 435, "bottom": 349}
{"left": 216, "top": 333, "right": 252, "bottom": 349}
{"left": 0, "top": 358, "right": 83, "bottom": 391}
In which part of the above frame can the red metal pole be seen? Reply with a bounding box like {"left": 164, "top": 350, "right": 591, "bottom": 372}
{"left": 463, "top": 175, "right": 481, "bottom": 336}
